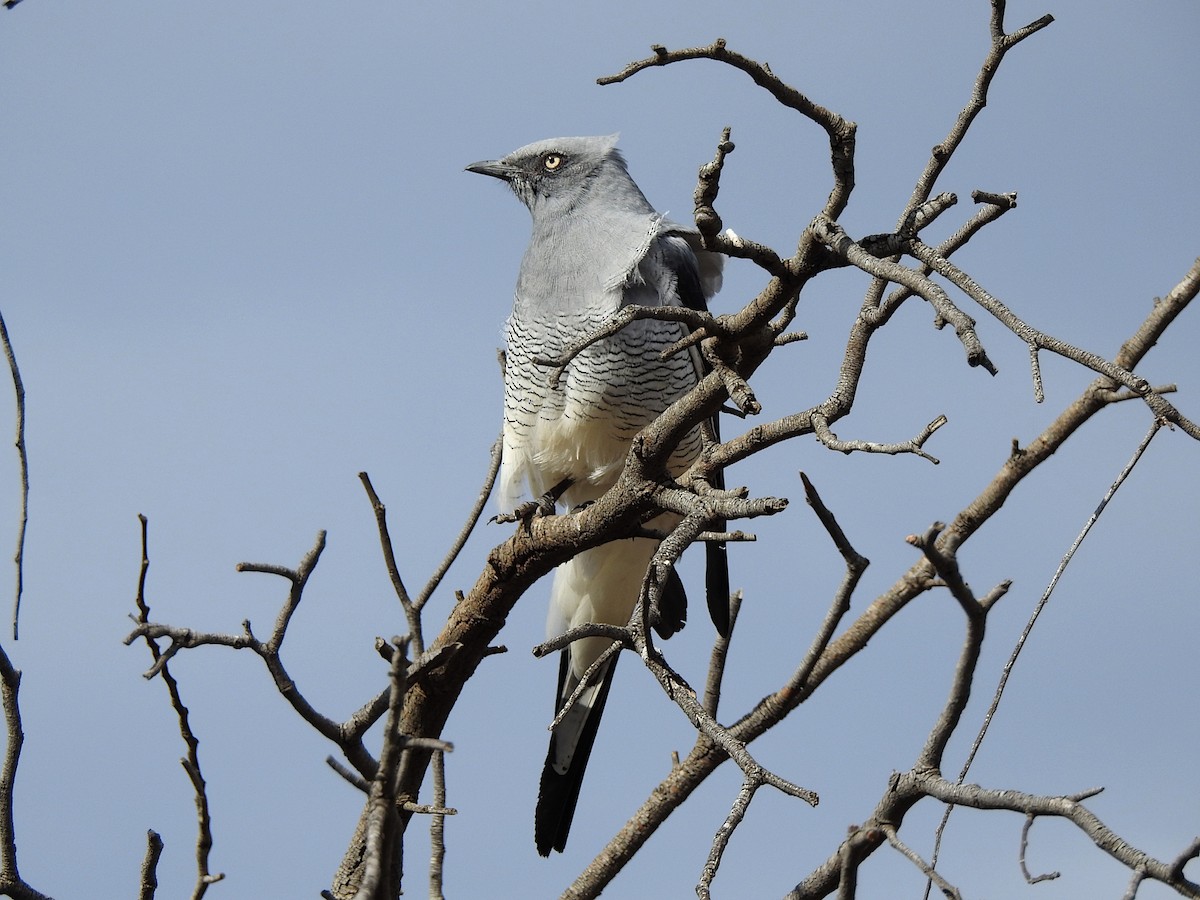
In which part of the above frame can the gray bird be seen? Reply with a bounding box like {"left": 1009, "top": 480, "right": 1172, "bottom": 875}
{"left": 467, "top": 135, "right": 728, "bottom": 856}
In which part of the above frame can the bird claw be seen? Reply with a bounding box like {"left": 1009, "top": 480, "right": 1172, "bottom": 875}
{"left": 492, "top": 477, "right": 573, "bottom": 526}
{"left": 493, "top": 493, "right": 558, "bottom": 525}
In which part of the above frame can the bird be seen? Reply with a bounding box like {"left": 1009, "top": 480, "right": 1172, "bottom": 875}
{"left": 467, "top": 134, "right": 728, "bottom": 856}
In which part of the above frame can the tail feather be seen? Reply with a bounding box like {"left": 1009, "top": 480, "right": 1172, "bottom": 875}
{"left": 535, "top": 650, "right": 618, "bottom": 855}
{"left": 706, "top": 537, "right": 731, "bottom": 638}
{"left": 651, "top": 566, "right": 688, "bottom": 639}
{"left": 705, "top": 414, "right": 731, "bottom": 638}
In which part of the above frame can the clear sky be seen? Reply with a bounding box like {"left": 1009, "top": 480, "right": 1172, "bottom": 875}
{"left": 0, "top": 1, "right": 1196, "bottom": 898}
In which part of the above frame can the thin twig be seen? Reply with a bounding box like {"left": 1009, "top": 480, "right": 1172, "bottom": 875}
{"left": 327, "top": 756, "right": 370, "bottom": 794}
{"left": 874, "top": 190, "right": 1018, "bottom": 320}
{"left": 812, "top": 412, "right": 946, "bottom": 464}
{"left": 428, "top": 750, "right": 447, "bottom": 900}
{"left": 358, "top": 473, "right": 419, "bottom": 652}
{"left": 546, "top": 639, "right": 624, "bottom": 732}
{"left": 866, "top": 0, "right": 1052, "bottom": 310}
{"left": 882, "top": 825, "right": 961, "bottom": 900}
{"left": 691, "top": 128, "right": 789, "bottom": 277}
{"left": 905, "top": 525, "right": 998, "bottom": 772}
{"left": 0, "top": 311, "right": 27, "bottom": 642}
{"left": 598, "top": 38, "right": 857, "bottom": 221}
{"left": 909, "top": 238, "right": 1198, "bottom": 434}
{"left": 902, "top": 1, "right": 1054, "bottom": 223}
{"left": 536, "top": 303, "right": 728, "bottom": 389}
{"left": 415, "top": 434, "right": 503, "bottom": 611}
{"left": 1019, "top": 813, "right": 1060, "bottom": 884}
{"left": 701, "top": 590, "right": 741, "bottom": 719}
{"left": 132, "top": 515, "right": 224, "bottom": 899}
{"left": 927, "top": 419, "right": 1165, "bottom": 888}
{"left": 697, "top": 777, "right": 759, "bottom": 899}
{"left": 812, "top": 215, "right": 997, "bottom": 374}
{"left": 913, "top": 772, "right": 1200, "bottom": 898}
{"left": 129, "top": 531, "right": 384, "bottom": 782}
{"left": 787, "top": 473, "right": 868, "bottom": 691}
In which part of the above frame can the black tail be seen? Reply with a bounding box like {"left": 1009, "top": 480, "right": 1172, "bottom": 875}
{"left": 534, "top": 651, "right": 618, "bottom": 855}
{"left": 705, "top": 414, "right": 731, "bottom": 638}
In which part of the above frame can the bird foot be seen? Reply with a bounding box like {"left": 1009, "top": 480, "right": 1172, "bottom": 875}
{"left": 492, "top": 493, "right": 558, "bottom": 525}
{"left": 492, "top": 477, "right": 574, "bottom": 525}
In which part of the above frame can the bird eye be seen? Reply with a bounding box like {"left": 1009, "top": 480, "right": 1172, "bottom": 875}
{"left": 542, "top": 153, "right": 564, "bottom": 172}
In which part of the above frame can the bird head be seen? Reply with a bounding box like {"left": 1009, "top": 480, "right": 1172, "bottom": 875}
{"left": 466, "top": 134, "right": 630, "bottom": 215}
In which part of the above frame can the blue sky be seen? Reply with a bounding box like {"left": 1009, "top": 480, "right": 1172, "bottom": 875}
{"left": 0, "top": 1, "right": 1196, "bottom": 897}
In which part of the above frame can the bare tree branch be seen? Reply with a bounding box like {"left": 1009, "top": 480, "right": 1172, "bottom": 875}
{"left": 131, "top": 515, "right": 224, "bottom": 899}
{"left": 909, "top": 237, "right": 1200, "bottom": 436}
{"left": 700, "top": 589, "right": 740, "bottom": 719}
{"left": 901, "top": 2, "right": 1054, "bottom": 223}
{"left": 138, "top": 830, "right": 164, "bottom": 900}
{"left": 427, "top": 750, "right": 448, "bottom": 900}
{"left": 864, "top": 0, "right": 1053, "bottom": 310}
{"left": 811, "top": 412, "right": 947, "bottom": 463}
{"left": 882, "top": 824, "right": 961, "bottom": 900}
{"left": 358, "top": 472, "right": 416, "bottom": 623}
{"left": 0, "top": 310, "right": 28, "bottom": 642}
{"left": 1019, "top": 813, "right": 1061, "bottom": 885}
{"left": 562, "top": 245, "right": 1199, "bottom": 898}
{"left": 107, "top": 7, "right": 1198, "bottom": 898}
{"left": 0, "top": 643, "right": 50, "bottom": 900}
{"left": 415, "top": 434, "right": 502, "bottom": 611}
{"left": 912, "top": 773, "right": 1200, "bottom": 899}
{"left": 812, "top": 213, "right": 998, "bottom": 374}
{"left": 598, "top": 38, "right": 856, "bottom": 222}
{"left": 331, "top": 640, "right": 410, "bottom": 900}
{"left": 690, "top": 127, "right": 789, "bottom": 277}
{"left": 927, "top": 418, "right": 1167, "bottom": 883}
{"left": 697, "top": 776, "right": 759, "bottom": 900}
{"left": 126, "top": 530, "right": 385, "bottom": 782}
{"left": 905, "top": 525, "right": 996, "bottom": 772}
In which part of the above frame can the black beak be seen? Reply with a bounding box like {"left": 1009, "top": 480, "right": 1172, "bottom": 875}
{"left": 465, "top": 159, "right": 518, "bottom": 182}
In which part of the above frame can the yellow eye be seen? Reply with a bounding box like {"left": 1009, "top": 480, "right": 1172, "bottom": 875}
{"left": 542, "top": 153, "right": 563, "bottom": 171}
